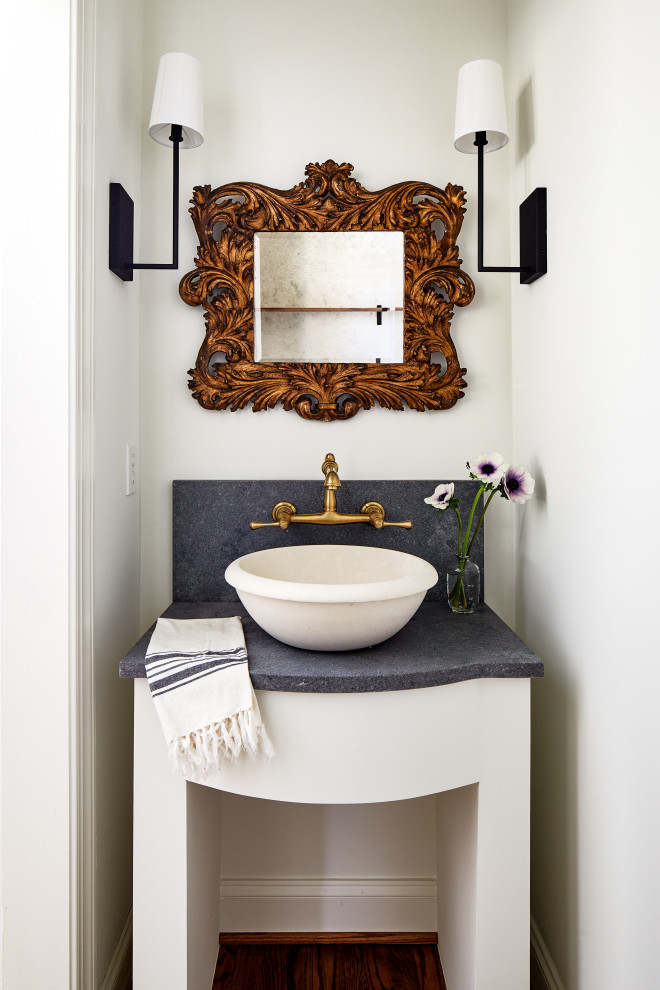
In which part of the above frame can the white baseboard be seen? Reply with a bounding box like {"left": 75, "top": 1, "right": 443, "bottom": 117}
{"left": 220, "top": 878, "right": 437, "bottom": 932}
{"left": 530, "top": 916, "right": 565, "bottom": 990}
{"left": 99, "top": 909, "right": 132, "bottom": 990}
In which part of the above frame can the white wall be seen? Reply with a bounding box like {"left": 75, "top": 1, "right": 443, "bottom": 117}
{"left": 136, "top": 0, "right": 514, "bottom": 915}
{"left": 88, "top": 0, "right": 144, "bottom": 983}
{"left": 219, "top": 794, "right": 438, "bottom": 930}
{"left": 0, "top": 1, "right": 74, "bottom": 986}
{"left": 507, "top": 0, "right": 660, "bottom": 986}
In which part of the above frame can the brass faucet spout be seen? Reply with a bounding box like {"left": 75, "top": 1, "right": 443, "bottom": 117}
{"left": 324, "top": 470, "right": 341, "bottom": 491}
{"left": 323, "top": 465, "right": 341, "bottom": 511}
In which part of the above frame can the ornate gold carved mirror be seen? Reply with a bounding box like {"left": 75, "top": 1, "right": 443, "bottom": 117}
{"left": 179, "top": 160, "right": 474, "bottom": 421}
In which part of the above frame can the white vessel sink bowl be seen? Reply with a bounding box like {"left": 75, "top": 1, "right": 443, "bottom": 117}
{"left": 224, "top": 544, "right": 438, "bottom": 651}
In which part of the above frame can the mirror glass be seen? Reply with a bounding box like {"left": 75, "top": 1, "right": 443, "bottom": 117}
{"left": 254, "top": 231, "right": 404, "bottom": 364}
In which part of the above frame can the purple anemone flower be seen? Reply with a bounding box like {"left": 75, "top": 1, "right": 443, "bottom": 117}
{"left": 424, "top": 482, "right": 454, "bottom": 511}
{"left": 503, "top": 464, "right": 535, "bottom": 503}
{"left": 468, "top": 452, "right": 505, "bottom": 485}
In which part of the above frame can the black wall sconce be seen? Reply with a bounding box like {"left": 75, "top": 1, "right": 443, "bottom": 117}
{"left": 109, "top": 52, "right": 204, "bottom": 282}
{"left": 454, "top": 59, "right": 547, "bottom": 284}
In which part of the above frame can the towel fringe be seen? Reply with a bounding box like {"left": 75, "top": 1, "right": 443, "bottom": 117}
{"left": 169, "top": 708, "right": 274, "bottom": 778}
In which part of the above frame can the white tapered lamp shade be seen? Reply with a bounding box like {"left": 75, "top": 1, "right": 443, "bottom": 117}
{"left": 149, "top": 52, "right": 204, "bottom": 149}
{"left": 454, "top": 59, "right": 509, "bottom": 154}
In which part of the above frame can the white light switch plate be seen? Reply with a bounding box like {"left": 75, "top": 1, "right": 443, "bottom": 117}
{"left": 125, "top": 444, "right": 137, "bottom": 496}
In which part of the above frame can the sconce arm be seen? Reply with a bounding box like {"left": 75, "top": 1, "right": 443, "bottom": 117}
{"left": 109, "top": 124, "right": 183, "bottom": 281}
{"left": 474, "top": 130, "right": 547, "bottom": 285}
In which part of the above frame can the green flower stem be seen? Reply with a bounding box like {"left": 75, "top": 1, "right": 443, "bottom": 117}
{"left": 466, "top": 487, "right": 498, "bottom": 557}
{"left": 448, "top": 554, "right": 470, "bottom": 610}
{"left": 451, "top": 505, "right": 463, "bottom": 556}
{"left": 448, "top": 506, "right": 468, "bottom": 609}
{"left": 461, "top": 484, "right": 485, "bottom": 557}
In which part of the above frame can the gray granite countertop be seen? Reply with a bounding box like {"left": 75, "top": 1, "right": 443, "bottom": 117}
{"left": 119, "top": 601, "right": 543, "bottom": 693}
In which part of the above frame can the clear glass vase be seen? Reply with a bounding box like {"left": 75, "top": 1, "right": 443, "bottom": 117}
{"left": 447, "top": 555, "right": 480, "bottom": 614}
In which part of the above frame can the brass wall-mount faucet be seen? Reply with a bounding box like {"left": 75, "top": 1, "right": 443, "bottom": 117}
{"left": 250, "top": 453, "right": 412, "bottom": 530}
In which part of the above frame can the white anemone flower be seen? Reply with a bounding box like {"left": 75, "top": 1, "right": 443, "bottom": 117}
{"left": 503, "top": 464, "right": 535, "bottom": 503}
{"left": 423, "top": 482, "right": 454, "bottom": 511}
{"left": 468, "top": 452, "right": 505, "bottom": 485}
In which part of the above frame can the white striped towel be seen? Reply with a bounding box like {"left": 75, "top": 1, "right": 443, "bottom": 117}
{"left": 145, "top": 616, "right": 273, "bottom": 777}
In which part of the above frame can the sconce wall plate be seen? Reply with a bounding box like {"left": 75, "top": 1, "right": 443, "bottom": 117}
{"left": 519, "top": 187, "right": 547, "bottom": 284}
{"left": 109, "top": 183, "right": 135, "bottom": 281}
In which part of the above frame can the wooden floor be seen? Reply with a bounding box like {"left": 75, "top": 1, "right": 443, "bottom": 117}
{"left": 213, "top": 934, "right": 447, "bottom": 990}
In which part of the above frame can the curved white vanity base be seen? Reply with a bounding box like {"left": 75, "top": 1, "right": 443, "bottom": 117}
{"left": 133, "top": 676, "right": 531, "bottom": 990}
{"left": 193, "top": 679, "right": 525, "bottom": 805}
